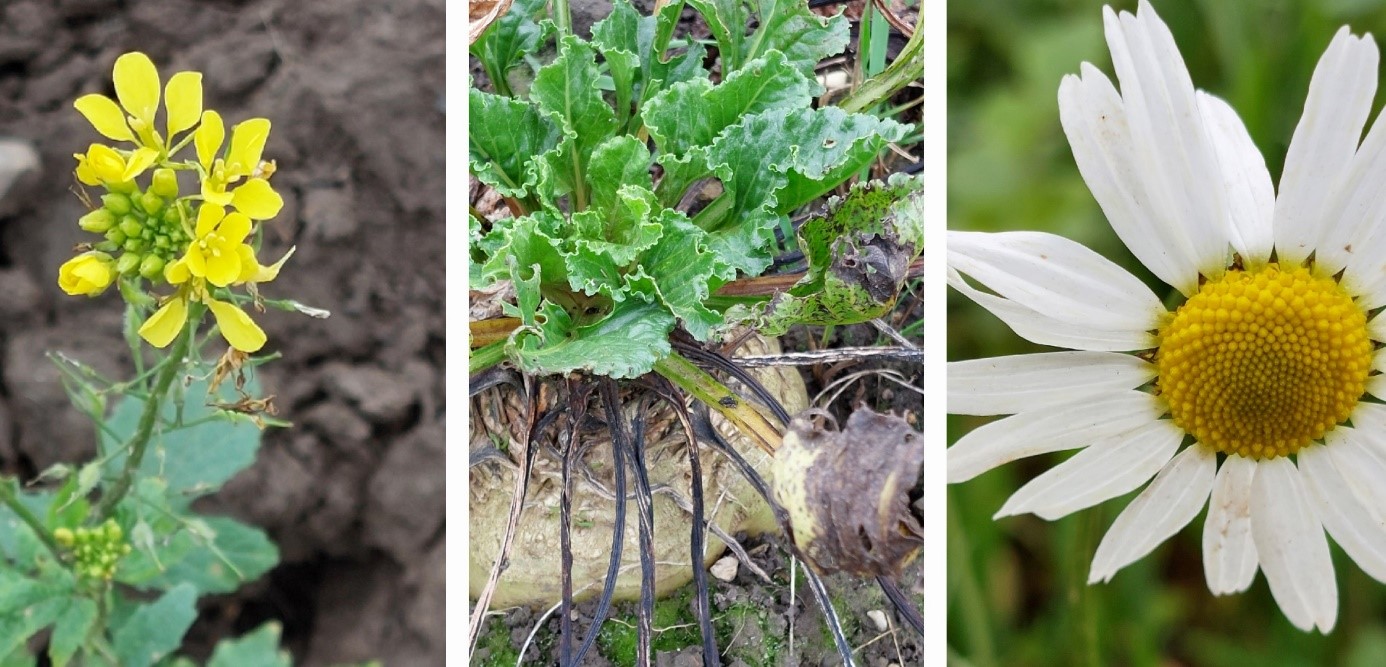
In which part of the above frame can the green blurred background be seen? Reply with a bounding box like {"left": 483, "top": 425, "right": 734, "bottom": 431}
{"left": 948, "top": 1, "right": 1386, "bottom": 665}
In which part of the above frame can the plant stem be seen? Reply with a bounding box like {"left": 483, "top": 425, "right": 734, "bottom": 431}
{"left": 92, "top": 311, "right": 195, "bottom": 521}
{"left": 837, "top": 10, "right": 923, "bottom": 115}
{"left": 470, "top": 339, "right": 508, "bottom": 375}
{"left": 0, "top": 479, "right": 64, "bottom": 561}
{"left": 552, "top": 0, "right": 572, "bottom": 36}
{"left": 652, "top": 352, "right": 782, "bottom": 454}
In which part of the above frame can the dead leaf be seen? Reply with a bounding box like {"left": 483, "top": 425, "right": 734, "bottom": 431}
{"left": 470, "top": 0, "right": 516, "bottom": 46}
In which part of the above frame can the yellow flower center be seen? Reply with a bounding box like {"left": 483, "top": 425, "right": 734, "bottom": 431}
{"left": 1156, "top": 264, "right": 1373, "bottom": 459}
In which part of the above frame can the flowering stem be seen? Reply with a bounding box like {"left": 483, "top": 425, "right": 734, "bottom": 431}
{"left": 93, "top": 306, "right": 197, "bottom": 521}
{"left": 0, "top": 478, "right": 64, "bottom": 562}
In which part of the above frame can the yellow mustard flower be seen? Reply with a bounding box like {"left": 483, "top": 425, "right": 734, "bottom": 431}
{"left": 73, "top": 143, "right": 158, "bottom": 187}
{"left": 194, "top": 111, "right": 283, "bottom": 219}
{"left": 58, "top": 252, "right": 117, "bottom": 296}
{"left": 138, "top": 242, "right": 294, "bottom": 353}
{"left": 73, "top": 52, "right": 202, "bottom": 155}
{"left": 184, "top": 204, "right": 252, "bottom": 287}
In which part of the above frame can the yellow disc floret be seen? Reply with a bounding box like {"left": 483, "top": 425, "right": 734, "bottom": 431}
{"left": 1157, "top": 264, "right": 1373, "bottom": 459}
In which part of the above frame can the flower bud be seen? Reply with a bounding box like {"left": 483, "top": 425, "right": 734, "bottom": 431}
{"left": 138, "top": 191, "right": 164, "bottom": 216}
{"left": 106, "top": 227, "right": 127, "bottom": 245}
{"left": 58, "top": 252, "right": 116, "bottom": 296}
{"left": 118, "top": 216, "right": 143, "bottom": 238}
{"left": 123, "top": 238, "right": 145, "bottom": 253}
{"left": 106, "top": 179, "right": 137, "bottom": 195}
{"left": 102, "top": 193, "right": 132, "bottom": 216}
{"left": 150, "top": 168, "right": 179, "bottom": 199}
{"left": 138, "top": 255, "right": 165, "bottom": 281}
{"left": 163, "top": 206, "right": 182, "bottom": 227}
{"left": 54, "top": 527, "right": 74, "bottom": 547}
{"left": 78, "top": 209, "right": 116, "bottom": 233}
{"left": 116, "top": 252, "right": 142, "bottom": 275}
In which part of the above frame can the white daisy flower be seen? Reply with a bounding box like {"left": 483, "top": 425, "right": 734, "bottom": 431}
{"left": 948, "top": 0, "right": 1386, "bottom": 633}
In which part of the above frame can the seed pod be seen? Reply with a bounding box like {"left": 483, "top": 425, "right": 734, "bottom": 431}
{"left": 771, "top": 407, "right": 923, "bottom": 577}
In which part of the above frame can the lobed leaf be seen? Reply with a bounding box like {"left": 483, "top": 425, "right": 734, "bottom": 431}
{"left": 508, "top": 300, "right": 675, "bottom": 379}
{"left": 469, "top": 0, "right": 548, "bottom": 88}
{"left": 207, "top": 622, "right": 292, "bottom": 667}
{"left": 111, "top": 583, "right": 197, "bottom": 667}
{"left": 468, "top": 89, "right": 560, "bottom": 198}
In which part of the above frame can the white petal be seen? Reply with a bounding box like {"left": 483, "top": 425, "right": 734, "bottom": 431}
{"left": 1367, "top": 374, "right": 1386, "bottom": 401}
{"left": 1089, "top": 444, "right": 1215, "bottom": 583}
{"left": 948, "top": 230, "right": 1166, "bottom": 332}
{"left": 1300, "top": 441, "right": 1386, "bottom": 583}
{"left": 995, "top": 418, "right": 1182, "bottom": 520}
{"left": 1323, "top": 426, "right": 1386, "bottom": 516}
{"left": 1059, "top": 62, "right": 1201, "bottom": 295}
{"left": 1100, "top": 2, "right": 1230, "bottom": 290}
{"left": 1196, "top": 90, "right": 1274, "bottom": 266}
{"left": 948, "top": 267, "right": 1156, "bottom": 351}
{"left": 1202, "top": 454, "right": 1259, "bottom": 595}
{"left": 947, "top": 391, "right": 1162, "bottom": 483}
{"left": 1320, "top": 103, "right": 1386, "bottom": 282}
{"left": 1273, "top": 27, "right": 1379, "bottom": 267}
{"left": 1250, "top": 457, "right": 1338, "bottom": 633}
{"left": 948, "top": 351, "right": 1156, "bottom": 416}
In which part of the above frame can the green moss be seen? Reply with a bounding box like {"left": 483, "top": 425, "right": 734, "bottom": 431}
{"left": 474, "top": 618, "right": 520, "bottom": 667}
{"left": 598, "top": 589, "right": 702, "bottom": 662}
{"left": 716, "top": 601, "right": 783, "bottom": 667}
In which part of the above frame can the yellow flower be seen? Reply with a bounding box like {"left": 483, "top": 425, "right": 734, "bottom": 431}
{"left": 139, "top": 241, "right": 292, "bottom": 353}
{"left": 194, "top": 112, "right": 283, "bottom": 219}
{"left": 73, "top": 52, "right": 203, "bottom": 154}
{"left": 58, "top": 252, "right": 117, "bottom": 296}
{"left": 73, "top": 143, "right": 158, "bottom": 186}
{"left": 184, "top": 204, "right": 253, "bottom": 287}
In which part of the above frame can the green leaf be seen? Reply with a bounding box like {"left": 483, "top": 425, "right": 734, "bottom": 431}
{"left": 531, "top": 36, "right": 620, "bottom": 209}
{"left": 469, "top": 0, "right": 548, "bottom": 90}
{"left": 0, "top": 574, "right": 71, "bottom": 660}
{"left": 592, "top": 0, "right": 707, "bottom": 126}
{"left": 586, "top": 135, "right": 654, "bottom": 219}
{"left": 469, "top": 89, "right": 561, "bottom": 198}
{"left": 48, "top": 598, "right": 97, "bottom": 667}
{"left": 112, "top": 583, "right": 197, "bottom": 667}
{"left": 687, "top": 0, "right": 748, "bottom": 70}
{"left": 100, "top": 376, "right": 265, "bottom": 502}
{"left": 508, "top": 300, "right": 675, "bottom": 378}
{"left": 705, "top": 106, "right": 911, "bottom": 228}
{"left": 207, "top": 622, "right": 292, "bottom": 667}
{"left": 645, "top": 50, "right": 814, "bottom": 157}
{"left": 143, "top": 517, "right": 277, "bottom": 595}
{"left": 626, "top": 211, "right": 722, "bottom": 340}
{"left": 743, "top": 0, "right": 850, "bottom": 81}
{"left": 0, "top": 489, "right": 52, "bottom": 568}
{"left": 482, "top": 212, "right": 570, "bottom": 293}
{"left": 724, "top": 175, "right": 923, "bottom": 335}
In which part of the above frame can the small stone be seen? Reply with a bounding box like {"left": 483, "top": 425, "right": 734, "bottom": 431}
{"left": 867, "top": 609, "right": 889, "bottom": 633}
{"left": 710, "top": 555, "right": 738, "bottom": 582}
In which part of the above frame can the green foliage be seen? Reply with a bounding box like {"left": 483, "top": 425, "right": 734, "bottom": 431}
{"left": 469, "top": 0, "right": 914, "bottom": 378}
{"left": 207, "top": 622, "right": 293, "bottom": 667}
{"left": 0, "top": 369, "right": 279, "bottom": 665}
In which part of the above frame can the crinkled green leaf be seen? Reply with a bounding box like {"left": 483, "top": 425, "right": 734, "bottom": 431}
{"left": 626, "top": 211, "right": 722, "bottom": 340}
{"left": 469, "top": 89, "right": 561, "bottom": 198}
{"left": 469, "top": 0, "right": 548, "bottom": 87}
{"left": 208, "top": 622, "right": 292, "bottom": 667}
{"left": 100, "top": 377, "right": 264, "bottom": 503}
{"left": 112, "top": 583, "right": 197, "bottom": 667}
{"left": 48, "top": 598, "right": 96, "bottom": 667}
{"left": 706, "top": 208, "right": 783, "bottom": 279}
{"left": 586, "top": 135, "right": 654, "bottom": 218}
{"left": 508, "top": 300, "right": 675, "bottom": 378}
{"left": 705, "top": 107, "right": 912, "bottom": 229}
{"left": 531, "top": 36, "right": 619, "bottom": 203}
{"left": 724, "top": 175, "right": 923, "bottom": 335}
{"left": 481, "top": 212, "right": 569, "bottom": 291}
{"left": 593, "top": 0, "right": 707, "bottom": 126}
{"left": 645, "top": 50, "right": 814, "bottom": 157}
{"left": 688, "top": 0, "right": 849, "bottom": 81}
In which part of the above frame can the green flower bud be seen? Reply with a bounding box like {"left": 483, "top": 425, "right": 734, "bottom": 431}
{"left": 150, "top": 168, "right": 179, "bottom": 198}
{"left": 105, "top": 227, "right": 127, "bottom": 245}
{"left": 78, "top": 209, "right": 116, "bottom": 233}
{"left": 141, "top": 227, "right": 154, "bottom": 240}
{"left": 116, "top": 252, "right": 142, "bottom": 274}
{"left": 118, "top": 216, "right": 143, "bottom": 238}
{"left": 163, "top": 206, "right": 181, "bottom": 227}
{"left": 155, "top": 235, "right": 170, "bottom": 249}
{"left": 101, "top": 193, "right": 132, "bottom": 216}
{"left": 54, "top": 528, "right": 74, "bottom": 547}
{"left": 123, "top": 238, "right": 145, "bottom": 253}
{"left": 138, "top": 191, "right": 164, "bottom": 216}
{"left": 106, "top": 179, "right": 137, "bottom": 194}
{"left": 138, "top": 255, "right": 165, "bottom": 280}
{"left": 94, "top": 240, "right": 119, "bottom": 252}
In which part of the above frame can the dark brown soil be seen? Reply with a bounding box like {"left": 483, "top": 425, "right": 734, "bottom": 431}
{"left": 0, "top": 0, "right": 444, "bottom": 664}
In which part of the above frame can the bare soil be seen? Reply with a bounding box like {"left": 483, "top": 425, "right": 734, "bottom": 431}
{"left": 0, "top": 0, "right": 444, "bottom": 663}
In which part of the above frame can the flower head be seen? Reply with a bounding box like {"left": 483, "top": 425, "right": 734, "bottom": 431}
{"left": 58, "top": 252, "right": 117, "bottom": 296}
{"left": 949, "top": 0, "right": 1386, "bottom": 633}
{"left": 194, "top": 112, "right": 283, "bottom": 219}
